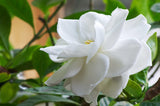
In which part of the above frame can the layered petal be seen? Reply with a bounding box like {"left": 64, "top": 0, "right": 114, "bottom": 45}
{"left": 57, "top": 19, "right": 81, "bottom": 44}
{"left": 121, "top": 15, "right": 151, "bottom": 40}
{"left": 71, "top": 53, "right": 109, "bottom": 96}
{"left": 129, "top": 41, "right": 152, "bottom": 75}
{"left": 97, "top": 72, "right": 130, "bottom": 98}
{"left": 40, "top": 44, "right": 93, "bottom": 61}
{"left": 79, "top": 12, "right": 110, "bottom": 42}
{"left": 102, "top": 8, "right": 129, "bottom": 50}
{"left": 45, "top": 58, "right": 84, "bottom": 86}
{"left": 84, "top": 89, "right": 99, "bottom": 106}
{"left": 86, "top": 21, "right": 105, "bottom": 63}
{"left": 104, "top": 38, "right": 141, "bottom": 77}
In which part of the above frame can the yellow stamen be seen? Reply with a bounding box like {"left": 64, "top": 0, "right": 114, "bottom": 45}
{"left": 85, "top": 40, "right": 93, "bottom": 44}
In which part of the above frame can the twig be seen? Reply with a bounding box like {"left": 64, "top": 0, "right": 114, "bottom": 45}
{"left": 89, "top": 0, "right": 93, "bottom": 10}
{"left": 39, "top": 17, "right": 55, "bottom": 45}
{"left": 144, "top": 77, "right": 160, "bottom": 101}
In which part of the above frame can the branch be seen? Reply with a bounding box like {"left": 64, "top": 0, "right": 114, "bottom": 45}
{"left": 144, "top": 77, "right": 160, "bottom": 101}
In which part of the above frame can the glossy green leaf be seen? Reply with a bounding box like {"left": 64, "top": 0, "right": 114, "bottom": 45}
{"left": 32, "top": 0, "right": 64, "bottom": 16}
{"left": 140, "top": 95, "right": 160, "bottom": 106}
{"left": 0, "top": 83, "right": 19, "bottom": 103}
{"left": 151, "top": 3, "right": 160, "bottom": 13}
{"left": 128, "top": 0, "right": 160, "bottom": 22}
{"left": 18, "top": 95, "right": 79, "bottom": 106}
{"left": 0, "top": 0, "right": 34, "bottom": 27}
{"left": 147, "top": 32, "right": 158, "bottom": 61}
{"left": 124, "top": 79, "right": 142, "bottom": 98}
{"left": 130, "top": 68, "right": 149, "bottom": 87}
{"left": 8, "top": 45, "right": 40, "bottom": 69}
{"left": 26, "top": 85, "right": 73, "bottom": 96}
{"left": 0, "top": 5, "right": 11, "bottom": 53}
{"left": 32, "top": 48, "right": 62, "bottom": 80}
{"left": 0, "top": 73, "right": 11, "bottom": 83}
{"left": 103, "top": 0, "right": 126, "bottom": 14}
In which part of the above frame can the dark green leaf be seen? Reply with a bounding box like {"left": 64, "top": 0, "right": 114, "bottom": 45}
{"left": 147, "top": 32, "right": 158, "bottom": 61}
{"left": 0, "top": 73, "right": 11, "bottom": 83}
{"left": 8, "top": 45, "right": 40, "bottom": 69}
{"left": 32, "top": 49, "right": 52, "bottom": 79}
{"left": 0, "top": 83, "right": 19, "bottom": 103}
{"left": 32, "top": 48, "right": 62, "bottom": 80}
{"left": 0, "top": 104, "right": 16, "bottom": 106}
{"left": 0, "top": 5, "right": 11, "bottom": 53}
{"left": 32, "top": 0, "right": 64, "bottom": 16}
{"left": 0, "top": 0, "right": 34, "bottom": 27}
{"left": 103, "top": 0, "right": 126, "bottom": 14}
{"left": 140, "top": 95, "right": 160, "bottom": 106}
{"left": 130, "top": 68, "right": 149, "bottom": 87}
{"left": 124, "top": 79, "right": 142, "bottom": 98}
{"left": 26, "top": 85, "right": 73, "bottom": 96}
{"left": 128, "top": 0, "right": 160, "bottom": 22}
{"left": 151, "top": 3, "right": 160, "bottom": 13}
{"left": 18, "top": 95, "right": 79, "bottom": 106}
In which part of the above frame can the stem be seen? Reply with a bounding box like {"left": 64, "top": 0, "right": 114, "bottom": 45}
{"left": 89, "top": 0, "right": 93, "bottom": 10}
{"left": 45, "top": 102, "right": 49, "bottom": 106}
{"left": 39, "top": 17, "right": 55, "bottom": 45}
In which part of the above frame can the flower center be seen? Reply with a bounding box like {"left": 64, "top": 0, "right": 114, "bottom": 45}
{"left": 85, "top": 40, "right": 93, "bottom": 45}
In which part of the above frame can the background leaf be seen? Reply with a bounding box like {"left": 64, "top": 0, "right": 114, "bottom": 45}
{"left": 147, "top": 32, "right": 158, "bottom": 61}
{"left": 140, "top": 95, "right": 160, "bottom": 106}
{"left": 0, "top": 0, "right": 34, "bottom": 27}
{"left": 128, "top": 0, "right": 160, "bottom": 22}
{"left": 124, "top": 79, "right": 142, "bottom": 98}
{"left": 0, "top": 83, "right": 19, "bottom": 103}
{"left": 0, "top": 73, "right": 11, "bottom": 83}
{"left": 32, "top": 0, "right": 64, "bottom": 16}
{"left": 18, "top": 95, "right": 79, "bottom": 106}
{"left": 103, "top": 0, "right": 126, "bottom": 14}
{"left": 0, "top": 5, "right": 11, "bottom": 53}
{"left": 151, "top": 3, "right": 160, "bottom": 13}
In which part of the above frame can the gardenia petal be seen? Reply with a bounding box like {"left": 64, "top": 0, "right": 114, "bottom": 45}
{"left": 41, "top": 44, "right": 93, "bottom": 60}
{"left": 79, "top": 12, "right": 110, "bottom": 42}
{"left": 71, "top": 53, "right": 109, "bottom": 96}
{"left": 45, "top": 58, "right": 84, "bottom": 86}
{"left": 121, "top": 14, "right": 151, "bottom": 40}
{"left": 97, "top": 72, "right": 130, "bottom": 98}
{"left": 86, "top": 21, "right": 105, "bottom": 63}
{"left": 129, "top": 41, "right": 152, "bottom": 75}
{"left": 104, "top": 38, "right": 141, "bottom": 77}
{"left": 57, "top": 19, "right": 81, "bottom": 44}
{"left": 102, "top": 8, "right": 129, "bottom": 50}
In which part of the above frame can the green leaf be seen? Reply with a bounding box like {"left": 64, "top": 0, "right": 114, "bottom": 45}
{"left": 103, "top": 0, "right": 126, "bottom": 14}
{"left": 32, "top": 49, "right": 52, "bottom": 79}
{"left": 130, "top": 68, "right": 149, "bottom": 87}
{"left": 124, "top": 79, "right": 142, "bottom": 98}
{"left": 0, "top": 5, "right": 11, "bottom": 53}
{"left": 8, "top": 45, "right": 40, "bottom": 69}
{"left": 32, "top": 0, "right": 64, "bottom": 16}
{"left": 128, "top": 0, "right": 160, "bottom": 22}
{"left": 0, "top": 83, "right": 19, "bottom": 103}
{"left": 0, "top": 0, "right": 34, "bottom": 27}
{"left": 18, "top": 95, "right": 79, "bottom": 106}
{"left": 26, "top": 85, "right": 73, "bottom": 96}
{"left": 151, "top": 3, "right": 160, "bottom": 13}
{"left": 140, "top": 95, "right": 160, "bottom": 106}
{"left": 32, "top": 48, "right": 62, "bottom": 81}
{"left": 0, "top": 73, "right": 11, "bottom": 83}
{"left": 147, "top": 32, "right": 158, "bottom": 61}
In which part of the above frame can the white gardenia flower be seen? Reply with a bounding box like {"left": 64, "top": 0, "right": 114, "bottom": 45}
{"left": 41, "top": 8, "right": 152, "bottom": 105}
